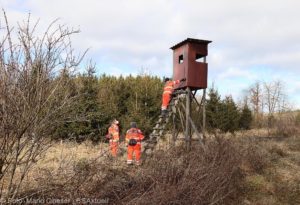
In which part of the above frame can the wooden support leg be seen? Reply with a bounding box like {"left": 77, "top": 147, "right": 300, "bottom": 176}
{"left": 202, "top": 88, "right": 206, "bottom": 144}
{"left": 185, "top": 87, "right": 191, "bottom": 151}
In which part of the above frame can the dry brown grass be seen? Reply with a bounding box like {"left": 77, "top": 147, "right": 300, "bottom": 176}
{"left": 114, "top": 138, "right": 243, "bottom": 205}
{"left": 239, "top": 134, "right": 300, "bottom": 205}
{"left": 15, "top": 137, "right": 244, "bottom": 205}
{"left": 9, "top": 128, "right": 300, "bottom": 205}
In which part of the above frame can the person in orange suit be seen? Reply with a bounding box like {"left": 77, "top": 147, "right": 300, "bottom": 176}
{"left": 161, "top": 77, "right": 186, "bottom": 116}
{"left": 107, "top": 119, "right": 120, "bottom": 157}
{"left": 125, "top": 122, "right": 145, "bottom": 165}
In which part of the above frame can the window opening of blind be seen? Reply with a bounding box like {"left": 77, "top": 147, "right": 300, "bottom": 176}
{"left": 195, "top": 53, "right": 205, "bottom": 63}
{"left": 179, "top": 54, "right": 184, "bottom": 64}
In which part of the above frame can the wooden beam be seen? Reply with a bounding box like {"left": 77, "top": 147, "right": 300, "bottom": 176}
{"left": 177, "top": 100, "right": 186, "bottom": 133}
{"left": 185, "top": 87, "right": 191, "bottom": 151}
{"left": 172, "top": 113, "right": 176, "bottom": 147}
{"left": 202, "top": 88, "right": 206, "bottom": 143}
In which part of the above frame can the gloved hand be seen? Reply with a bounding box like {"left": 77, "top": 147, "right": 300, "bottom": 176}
{"left": 180, "top": 78, "right": 186, "bottom": 82}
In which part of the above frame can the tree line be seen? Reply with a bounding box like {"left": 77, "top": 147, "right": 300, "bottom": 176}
{"left": 53, "top": 67, "right": 164, "bottom": 142}
{"left": 52, "top": 69, "right": 253, "bottom": 141}
{"left": 245, "top": 80, "right": 289, "bottom": 128}
{"left": 50, "top": 71, "right": 298, "bottom": 140}
{"left": 204, "top": 86, "right": 252, "bottom": 133}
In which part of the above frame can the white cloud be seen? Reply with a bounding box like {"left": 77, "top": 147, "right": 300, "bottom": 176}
{"left": 217, "top": 67, "right": 256, "bottom": 80}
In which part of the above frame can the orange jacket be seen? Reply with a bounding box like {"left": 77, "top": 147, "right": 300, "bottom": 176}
{"left": 125, "top": 128, "right": 144, "bottom": 145}
{"left": 108, "top": 124, "right": 119, "bottom": 142}
{"left": 163, "top": 80, "right": 180, "bottom": 94}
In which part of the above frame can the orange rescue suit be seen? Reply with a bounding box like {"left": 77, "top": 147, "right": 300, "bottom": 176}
{"left": 108, "top": 124, "right": 119, "bottom": 157}
{"left": 125, "top": 127, "right": 145, "bottom": 165}
{"left": 161, "top": 80, "right": 180, "bottom": 110}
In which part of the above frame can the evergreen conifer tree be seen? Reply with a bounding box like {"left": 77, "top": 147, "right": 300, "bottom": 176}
{"left": 239, "top": 104, "right": 253, "bottom": 130}
{"left": 206, "top": 86, "right": 223, "bottom": 130}
{"left": 221, "top": 96, "right": 239, "bottom": 133}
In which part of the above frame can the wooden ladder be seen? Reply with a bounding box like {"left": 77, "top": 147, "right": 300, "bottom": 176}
{"left": 143, "top": 93, "right": 182, "bottom": 155}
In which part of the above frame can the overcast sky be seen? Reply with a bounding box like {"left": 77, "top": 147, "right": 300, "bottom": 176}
{"left": 1, "top": 0, "right": 300, "bottom": 108}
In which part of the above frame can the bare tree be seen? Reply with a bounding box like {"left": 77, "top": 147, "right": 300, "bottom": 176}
{"left": 0, "top": 11, "right": 85, "bottom": 201}
{"left": 263, "top": 80, "right": 286, "bottom": 129}
{"left": 248, "top": 81, "right": 264, "bottom": 127}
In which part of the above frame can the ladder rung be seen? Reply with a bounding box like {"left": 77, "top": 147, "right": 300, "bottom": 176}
{"left": 154, "top": 124, "right": 161, "bottom": 128}
{"left": 153, "top": 127, "right": 164, "bottom": 130}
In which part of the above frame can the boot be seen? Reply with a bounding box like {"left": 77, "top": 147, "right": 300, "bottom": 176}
{"left": 161, "top": 109, "right": 168, "bottom": 117}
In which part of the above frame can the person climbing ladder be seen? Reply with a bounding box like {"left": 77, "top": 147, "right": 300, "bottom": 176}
{"left": 161, "top": 77, "right": 186, "bottom": 116}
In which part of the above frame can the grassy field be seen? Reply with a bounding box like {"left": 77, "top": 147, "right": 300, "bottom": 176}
{"left": 10, "top": 128, "right": 300, "bottom": 204}
{"left": 240, "top": 135, "right": 300, "bottom": 204}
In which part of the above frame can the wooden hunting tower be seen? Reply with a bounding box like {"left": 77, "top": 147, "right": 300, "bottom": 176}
{"left": 171, "top": 38, "right": 212, "bottom": 90}
{"left": 144, "top": 37, "right": 213, "bottom": 154}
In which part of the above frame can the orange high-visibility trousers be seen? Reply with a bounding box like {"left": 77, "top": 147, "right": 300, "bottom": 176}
{"left": 127, "top": 144, "right": 141, "bottom": 164}
{"left": 162, "top": 92, "right": 171, "bottom": 110}
{"left": 110, "top": 142, "right": 118, "bottom": 157}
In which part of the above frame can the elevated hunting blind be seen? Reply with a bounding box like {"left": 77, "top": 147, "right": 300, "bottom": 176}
{"left": 144, "top": 37, "right": 212, "bottom": 154}
{"left": 171, "top": 38, "right": 212, "bottom": 90}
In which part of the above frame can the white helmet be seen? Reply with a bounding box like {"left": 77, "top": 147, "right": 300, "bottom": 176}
{"left": 113, "top": 119, "right": 119, "bottom": 124}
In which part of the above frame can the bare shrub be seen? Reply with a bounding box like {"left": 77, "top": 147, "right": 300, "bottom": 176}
{"left": 99, "top": 138, "right": 243, "bottom": 204}
{"left": 287, "top": 136, "right": 300, "bottom": 152}
{"left": 295, "top": 112, "right": 300, "bottom": 126}
{"left": 274, "top": 177, "right": 300, "bottom": 204}
{"left": 96, "top": 138, "right": 243, "bottom": 205}
{"left": 239, "top": 138, "right": 269, "bottom": 174}
{"left": 16, "top": 138, "right": 244, "bottom": 205}
{"left": 268, "top": 145, "right": 288, "bottom": 158}
{"left": 0, "top": 12, "right": 84, "bottom": 200}
{"left": 129, "top": 139, "right": 243, "bottom": 205}
{"left": 239, "top": 135, "right": 300, "bottom": 204}
{"left": 273, "top": 114, "right": 298, "bottom": 137}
